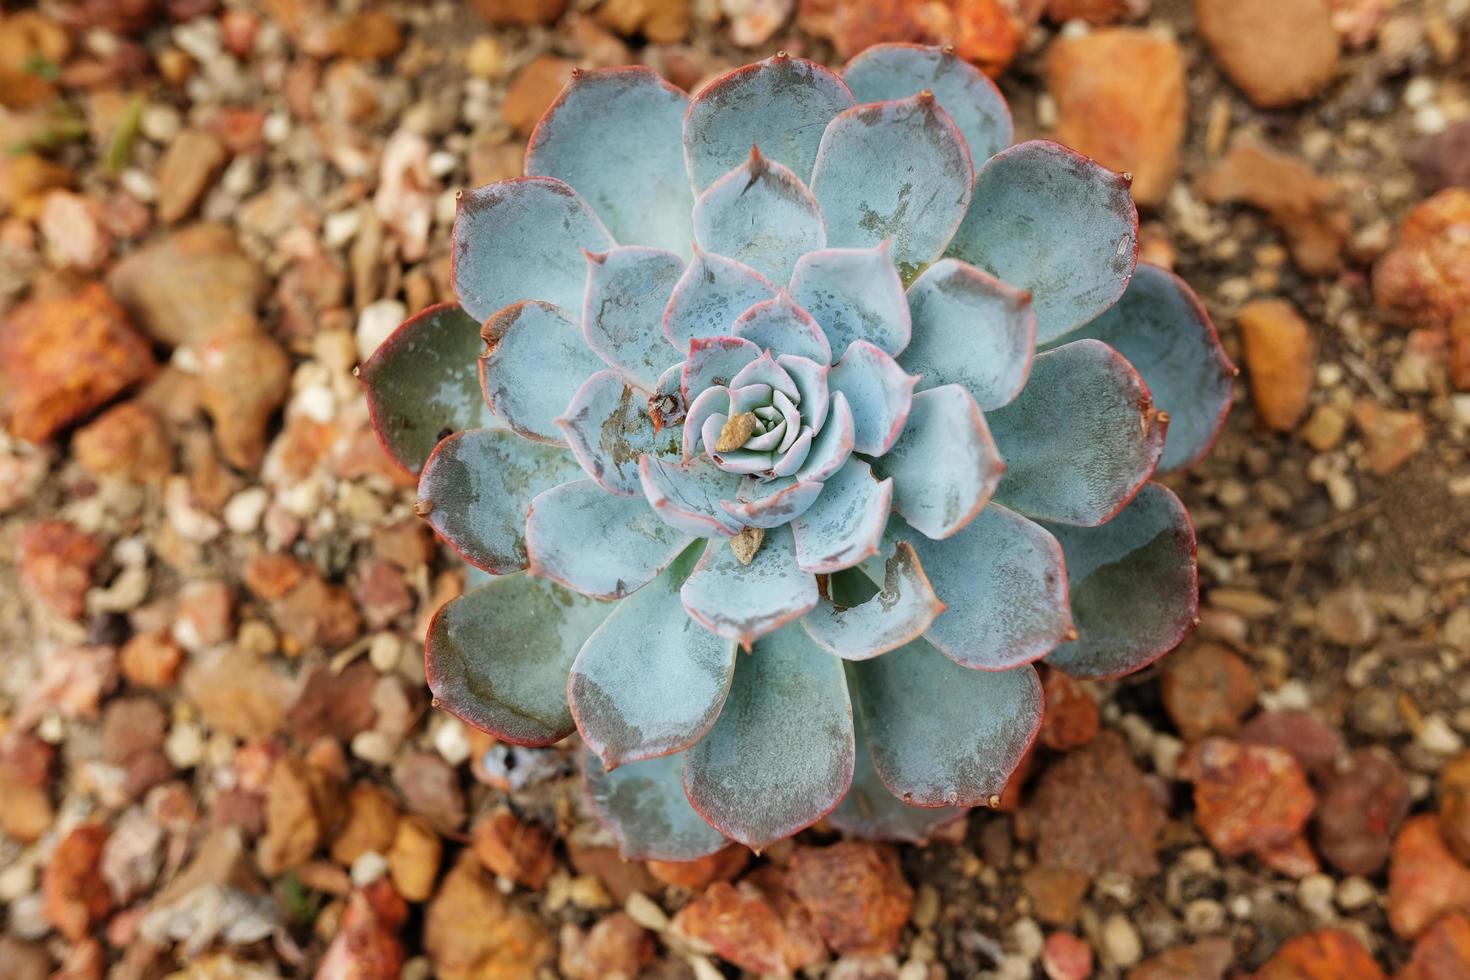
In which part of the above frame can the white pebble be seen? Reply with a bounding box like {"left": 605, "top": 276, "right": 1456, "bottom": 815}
{"left": 350, "top": 731, "right": 395, "bottom": 766}
{"left": 1102, "top": 913, "right": 1142, "bottom": 967}
{"left": 1417, "top": 714, "right": 1465, "bottom": 755}
{"left": 1336, "top": 876, "right": 1376, "bottom": 911}
{"left": 324, "top": 209, "right": 363, "bottom": 250}
{"left": 369, "top": 633, "right": 402, "bottom": 673}
{"left": 432, "top": 717, "right": 472, "bottom": 767}
{"left": 427, "top": 150, "right": 458, "bottom": 179}
{"left": 1009, "top": 918, "right": 1044, "bottom": 960}
{"left": 0, "top": 862, "right": 36, "bottom": 903}
{"left": 164, "top": 723, "right": 206, "bottom": 768}
{"left": 1297, "top": 873, "right": 1336, "bottom": 920}
{"left": 223, "top": 487, "right": 270, "bottom": 534}
{"left": 263, "top": 111, "right": 291, "bottom": 145}
{"left": 141, "top": 104, "right": 182, "bottom": 143}
{"left": 120, "top": 168, "right": 158, "bottom": 202}
{"left": 295, "top": 384, "right": 336, "bottom": 424}
{"left": 356, "top": 299, "right": 408, "bottom": 363}
{"left": 350, "top": 851, "right": 389, "bottom": 887}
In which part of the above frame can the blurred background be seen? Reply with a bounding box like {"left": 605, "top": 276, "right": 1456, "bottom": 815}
{"left": 1, "top": 0, "right": 1469, "bottom": 977}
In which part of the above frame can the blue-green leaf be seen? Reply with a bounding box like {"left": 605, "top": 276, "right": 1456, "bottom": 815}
{"left": 692, "top": 149, "right": 827, "bottom": 286}
{"left": 790, "top": 458, "right": 893, "bottom": 574}
{"left": 789, "top": 245, "right": 911, "bottom": 356}
{"left": 681, "top": 525, "right": 819, "bottom": 649}
{"left": 584, "top": 748, "right": 729, "bottom": 861}
{"left": 427, "top": 573, "right": 611, "bottom": 744}
{"left": 639, "top": 454, "right": 744, "bottom": 538}
{"left": 947, "top": 140, "right": 1137, "bottom": 344}
{"left": 583, "top": 246, "right": 686, "bottom": 391}
{"left": 731, "top": 292, "right": 833, "bottom": 364}
{"left": 684, "top": 623, "right": 854, "bottom": 850}
{"left": 526, "top": 66, "right": 694, "bottom": 256}
{"left": 802, "top": 538, "right": 945, "bottom": 660}
{"left": 722, "top": 476, "right": 823, "bottom": 529}
{"left": 570, "top": 548, "right": 737, "bottom": 768}
{"left": 986, "top": 339, "right": 1165, "bottom": 527}
{"left": 829, "top": 728, "right": 968, "bottom": 843}
{"left": 481, "top": 301, "right": 606, "bottom": 445}
{"left": 418, "top": 429, "right": 584, "bottom": 573}
{"left": 681, "top": 336, "right": 761, "bottom": 401}
{"left": 849, "top": 643, "right": 1041, "bottom": 806}
{"left": 828, "top": 340, "right": 917, "bottom": 455}
{"left": 557, "top": 369, "right": 681, "bottom": 497}
{"left": 360, "top": 303, "right": 498, "bottom": 474}
{"left": 452, "top": 177, "right": 613, "bottom": 322}
{"left": 663, "top": 249, "right": 776, "bottom": 352}
{"left": 1043, "top": 482, "right": 1198, "bottom": 679}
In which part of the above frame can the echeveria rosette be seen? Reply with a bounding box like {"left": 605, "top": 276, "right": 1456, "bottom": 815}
{"left": 360, "top": 47, "right": 1235, "bottom": 857}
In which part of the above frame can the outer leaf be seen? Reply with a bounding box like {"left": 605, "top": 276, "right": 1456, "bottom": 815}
{"left": 426, "top": 573, "right": 611, "bottom": 744}
{"left": 947, "top": 140, "right": 1138, "bottom": 344}
{"left": 1043, "top": 482, "right": 1198, "bottom": 679}
{"left": 639, "top": 454, "right": 744, "bottom": 538}
{"left": 570, "top": 547, "right": 737, "bottom": 768}
{"left": 418, "top": 429, "right": 584, "bottom": 573}
{"left": 1058, "top": 264, "right": 1235, "bottom": 471}
{"left": 828, "top": 340, "right": 917, "bottom": 455}
{"left": 871, "top": 384, "right": 1002, "bottom": 540}
{"left": 986, "top": 339, "right": 1166, "bottom": 527}
{"left": 683, "top": 622, "right": 855, "bottom": 850}
{"left": 829, "top": 729, "right": 968, "bottom": 843}
{"left": 583, "top": 246, "right": 686, "bottom": 390}
{"left": 802, "top": 538, "right": 946, "bottom": 660}
{"left": 526, "top": 479, "right": 692, "bottom": 599}
{"left": 663, "top": 249, "right": 776, "bottom": 351}
{"left": 526, "top": 66, "right": 694, "bottom": 256}
{"left": 360, "top": 303, "right": 497, "bottom": 474}
{"left": 902, "top": 258, "right": 1035, "bottom": 411}
{"left": 682, "top": 336, "right": 762, "bottom": 402}
{"left": 849, "top": 643, "right": 1041, "bottom": 807}
{"left": 692, "top": 149, "right": 827, "bottom": 286}
{"left": 684, "top": 52, "right": 856, "bottom": 190}
{"left": 908, "top": 506, "right": 1073, "bottom": 671}
{"left": 557, "top": 370, "right": 683, "bottom": 496}
{"left": 584, "top": 748, "right": 729, "bottom": 861}
{"left": 681, "top": 525, "right": 819, "bottom": 649}
{"left": 842, "top": 43, "right": 1014, "bottom": 169}
{"left": 788, "top": 244, "right": 912, "bottom": 356}
{"left": 731, "top": 292, "right": 833, "bottom": 364}
{"left": 480, "top": 301, "right": 606, "bottom": 445}
{"left": 810, "top": 94, "right": 973, "bottom": 282}
{"left": 791, "top": 458, "right": 894, "bottom": 574}
{"left": 452, "top": 177, "right": 613, "bottom": 322}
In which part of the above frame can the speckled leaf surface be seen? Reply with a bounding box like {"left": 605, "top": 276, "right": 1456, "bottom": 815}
{"left": 872, "top": 384, "right": 1002, "bottom": 540}
{"left": 683, "top": 622, "right": 854, "bottom": 850}
{"left": 849, "top": 643, "right": 1041, "bottom": 807}
{"left": 987, "top": 339, "right": 1165, "bottom": 527}
{"left": 360, "top": 303, "right": 497, "bottom": 474}
{"left": 584, "top": 748, "right": 729, "bottom": 862}
{"left": 583, "top": 246, "right": 686, "bottom": 391}
{"left": 803, "top": 539, "right": 945, "bottom": 660}
{"left": 570, "top": 547, "right": 737, "bottom": 768}
{"left": 791, "top": 458, "right": 894, "bottom": 573}
{"left": 902, "top": 258, "right": 1035, "bottom": 411}
{"left": 947, "top": 141, "right": 1137, "bottom": 344}
{"left": 426, "top": 573, "right": 611, "bottom": 745}
{"left": 417, "top": 428, "right": 584, "bottom": 573}
{"left": 684, "top": 53, "right": 855, "bottom": 190}
{"left": 681, "top": 336, "right": 762, "bottom": 400}
{"left": 1057, "top": 264, "right": 1235, "bottom": 472}
{"left": 810, "top": 95, "right": 973, "bottom": 281}
{"left": 639, "top": 454, "right": 743, "bottom": 538}
{"left": 681, "top": 525, "right": 818, "bottom": 648}
{"left": 692, "top": 151, "right": 827, "bottom": 286}
{"left": 842, "top": 44, "right": 1013, "bottom": 170}
{"left": 788, "top": 245, "right": 912, "bottom": 356}
{"left": 829, "top": 727, "right": 968, "bottom": 843}
{"left": 663, "top": 249, "right": 776, "bottom": 351}
{"left": 479, "top": 301, "right": 606, "bottom": 445}
{"left": 526, "top": 67, "right": 694, "bottom": 256}
{"left": 908, "top": 507, "right": 1073, "bottom": 671}
{"left": 526, "top": 479, "right": 692, "bottom": 599}
{"left": 722, "top": 477, "right": 823, "bottom": 529}
{"left": 828, "top": 340, "right": 917, "bottom": 455}
{"left": 452, "top": 177, "right": 613, "bottom": 322}
{"left": 1043, "top": 482, "right": 1198, "bottom": 679}
{"left": 731, "top": 293, "right": 833, "bottom": 364}
{"left": 557, "top": 370, "right": 682, "bottom": 497}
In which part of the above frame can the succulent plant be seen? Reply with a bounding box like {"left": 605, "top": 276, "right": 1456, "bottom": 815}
{"left": 362, "top": 45, "right": 1233, "bottom": 856}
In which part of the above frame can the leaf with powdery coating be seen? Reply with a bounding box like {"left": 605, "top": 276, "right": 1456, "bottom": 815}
{"left": 803, "top": 537, "right": 946, "bottom": 661}
{"left": 583, "top": 246, "right": 686, "bottom": 391}
{"left": 828, "top": 340, "right": 916, "bottom": 456}
{"left": 663, "top": 249, "right": 776, "bottom": 351}
{"left": 791, "top": 458, "right": 893, "bottom": 574}
{"left": 557, "top": 369, "right": 683, "bottom": 497}
{"left": 682, "top": 336, "right": 761, "bottom": 402}
{"left": 692, "top": 149, "right": 827, "bottom": 286}
{"left": 584, "top": 748, "right": 729, "bottom": 862}
{"left": 789, "top": 245, "right": 912, "bottom": 356}
{"left": 731, "top": 292, "right": 833, "bottom": 365}
{"left": 681, "top": 525, "right": 818, "bottom": 649}
{"left": 480, "top": 301, "right": 606, "bottom": 445}
{"left": 639, "top": 454, "right": 744, "bottom": 538}
{"left": 829, "top": 729, "right": 968, "bottom": 843}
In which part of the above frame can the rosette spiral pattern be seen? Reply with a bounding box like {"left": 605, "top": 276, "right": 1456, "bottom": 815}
{"left": 361, "top": 46, "right": 1235, "bottom": 855}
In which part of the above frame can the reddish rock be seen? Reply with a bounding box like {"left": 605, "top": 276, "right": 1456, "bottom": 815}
{"left": 470, "top": 0, "right": 567, "bottom": 25}
{"left": 471, "top": 808, "right": 558, "bottom": 890}
{"left": 101, "top": 696, "right": 173, "bottom": 800}
{"left": 329, "top": 9, "right": 403, "bottom": 60}
{"left": 1398, "top": 913, "right": 1470, "bottom": 980}
{"left": 1236, "top": 299, "right": 1315, "bottom": 432}
{"left": 1127, "top": 938, "right": 1234, "bottom": 979}
{"left": 502, "top": 56, "right": 577, "bottom": 138}
{"left": 673, "top": 879, "right": 826, "bottom": 976}
{"left": 393, "top": 752, "right": 465, "bottom": 833}
{"left": 0, "top": 283, "right": 154, "bottom": 443}
{"left": 1441, "top": 751, "right": 1470, "bottom": 864}
{"left": 1389, "top": 816, "right": 1470, "bottom": 938}
{"left": 1040, "top": 670, "right": 1099, "bottom": 751}
{"left": 1029, "top": 731, "right": 1167, "bottom": 877}
{"left": 1409, "top": 123, "right": 1470, "bottom": 192}
{"left": 73, "top": 402, "right": 171, "bottom": 482}
{"left": 1198, "top": 140, "right": 1349, "bottom": 276}
{"left": 119, "top": 630, "right": 185, "bottom": 689}
{"left": 1022, "top": 865, "right": 1092, "bottom": 925}
{"left": 330, "top": 783, "right": 400, "bottom": 867}
{"left": 1257, "top": 831, "right": 1322, "bottom": 879}
{"left": 596, "top": 0, "right": 691, "bottom": 43}
{"left": 354, "top": 558, "right": 414, "bottom": 629}
{"left": 1315, "top": 584, "right": 1379, "bottom": 646}
{"left": 15, "top": 520, "right": 103, "bottom": 619}
{"left": 275, "top": 577, "right": 364, "bottom": 652}
{"left": 1045, "top": 0, "right": 1136, "bottom": 22}
{"left": 1252, "top": 928, "right": 1385, "bottom": 979}
{"left": 371, "top": 520, "right": 435, "bottom": 571}
{"left": 244, "top": 551, "right": 309, "bottom": 601}
{"left": 0, "top": 734, "right": 55, "bottom": 843}
{"left": 1160, "top": 642, "right": 1258, "bottom": 741}
{"left": 1043, "top": 931, "right": 1095, "bottom": 980}
{"left": 1046, "top": 29, "right": 1185, "bottom": 208}
{"left": 1236, "top": 711, "right": 1344, "bottom": 780}
{"left": 647, "top": 843, "right": 751, "bottom": 889}
{"left": 43, "top": 824, "right": 113, "bottom": 940}
{"left": 258, "top": 755, "right": 343, "bottom": 875}
{"left": 108, "top": 223, "right": 268, "bottom": 347}
{"left": 1195, "top": 0, "right": 1340, "bottom": 108}
{"left": 156, "top": 129, "right": 228, "bottom": 225}
{"left": 28, "top": 644, "right": 118, "bottom": 723}
{"left": 798, "top": 0, "right": 1025, "bottom": 74}
{"left": 1374, "top": 190, "right": 1470, "bottom": 343}
{"left": 198, "top": 325, "right": 291, "bottom": 470}
{"left": 1180, "top": 737, "right": 1317, "bottom": 859}
{"left": 424, "top": 855, "right": 554, "bottom": 980}
{"left": 287, "top": 660, "right": 378, "bottom": 744}
{"left": 1315, "top": 749, "right": 1409, "bottom": 875}
{"left": 1353, "top": 399, "right": 1427, "bottom": 476}
{"left": 182, "top": 647, "right": 290, "bottom": 740}
{"left": 315, "top": 880, "right": 408, "bottom": 980}
{"left": 560, "top": 913, "right": 656, "bottom": 980}
{"left": 785, "top": 841, "right": 913, "bottom": 957}
{"left": 566, "top": 842, "right": 663, "bottom": 904}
